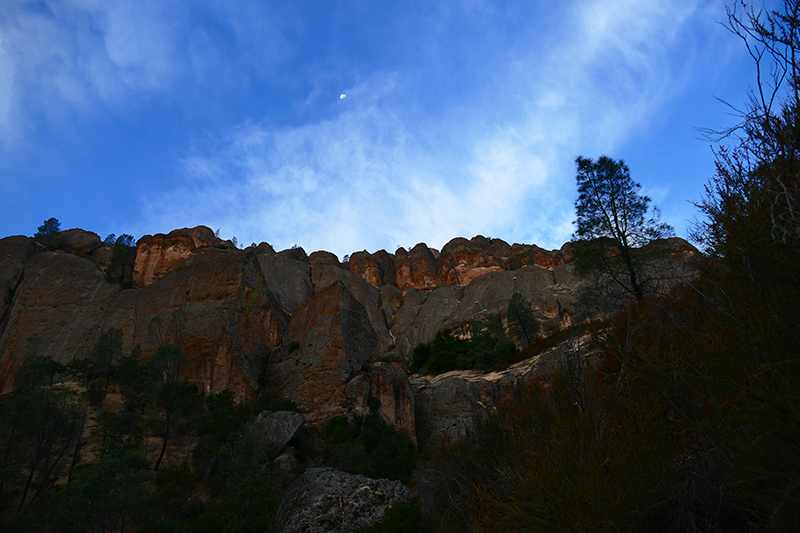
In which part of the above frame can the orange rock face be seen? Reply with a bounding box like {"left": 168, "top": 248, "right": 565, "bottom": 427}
{"left": 134, "top": 226, "right": 220, "bottom": 287}
{"left": 438, "top": 236, "right": 506, "bottom": 286}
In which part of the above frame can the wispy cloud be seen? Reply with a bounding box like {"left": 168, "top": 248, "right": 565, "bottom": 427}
{"left": 140, "top": 0, "right": 713, "bottom": 257}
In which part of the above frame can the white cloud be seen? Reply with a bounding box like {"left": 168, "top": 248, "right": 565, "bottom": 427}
{"left": 138, "top": 0, "right": 720, "bottom": 257}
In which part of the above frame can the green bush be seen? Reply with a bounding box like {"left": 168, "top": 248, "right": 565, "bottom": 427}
{"left": 411, "top": 315, "right": 518, "bottom": 374}
{"left": 323, "top": 413, "right": 419, "bottom": 484}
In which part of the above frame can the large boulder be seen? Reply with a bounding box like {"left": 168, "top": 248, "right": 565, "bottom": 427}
{"left": 395, "top": 244, "right": 440, "bottom": 290}
{"left": 249, "top": 410, "right": 306, "bottom": 456}
{"left": 268, "top": 281, "right": 379, "bottom": 425}
{"left": 56, "top": 229, "right": 103, "bottom": 258}
{"left": 273, "top": 467, "right": 414, "bottom": 533}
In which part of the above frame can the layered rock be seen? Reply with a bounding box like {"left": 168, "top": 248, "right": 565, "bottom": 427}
{"left": 274, "top": 467, "right": 414, "bottom": 533}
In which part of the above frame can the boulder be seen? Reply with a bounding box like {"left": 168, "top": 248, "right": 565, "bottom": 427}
{"left": 309, "top": 250, "right": 340, "bottom": 267}
{"left": 250, "top": 410, "right": 306, "bottom": 456}
{"left": 349, "top": 250, "right": 383, "bottom": 286}
{"left": 273, "top": 467, "right": 414, "bottom": 533}
{"left": 56, "top": 229, "right": 102, "bottom": 257}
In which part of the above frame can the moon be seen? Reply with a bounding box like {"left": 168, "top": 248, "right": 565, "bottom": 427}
{"left": 339, "top": 94, "right": 346, "bottom": 99}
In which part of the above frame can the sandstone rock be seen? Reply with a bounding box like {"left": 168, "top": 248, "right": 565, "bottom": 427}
{"left": 255, "top": 242, "right": 276, "bottom": 256}
{"left": 56, "top": 229, "right": 102, "bottom": 257}
{"left": 412, "top": 337, "right": 592, "bottom": 444}
{"left": 133, "top": 248, "right": 288, "bottom": 397}
{"left": 438, "top": 235, "right": 505, "bottom": 286}
{"left": 508, "top": 243, "right": 567, "bottom": 269}
{"left": 407, "top": 243, "right": 440, "bottom": 290}
{"left": 257, "top": 251, "right": 313, "bottom": 314}
{"left": 0, "top": 237, "right": 39, "bottom": 343}
{"left": 490, "top": 237, "right": 512, "bottom": 258}
{"left": 349, "top": 250, "right": 383, "bottom": 286}
{"left": 0, "top": 252, "right": 118, "bottom": 393}
{"left": 312, "top": 264, "right": 393, "bottom": 355}
{"left": 89, "top": 243, "right": 114, "bottom": 269}
{"left": 390, "top": 286, "right": 463, "bottom": 357}
{"left": 134, "top": 226, "right": 221, "bottom": 286}
{"left": 374, "top": 250, "right": 397, "bottom": 286}
{"left": 379, "top": 284, "right": 403, "bottom": 325}
{"left": 273, "top": 467, "right": 414, "bottom": 533}
{"left": 250, "top": 410, "right": 306, "bottom": 456}
{"left": 366, "top": 362, "right": 416, "bottom": 443}
{"left": 268, "top": 281, "right": 378, "bottom": 426}
{"left": 309, "top": 250, "right": 340, "bottom": 267}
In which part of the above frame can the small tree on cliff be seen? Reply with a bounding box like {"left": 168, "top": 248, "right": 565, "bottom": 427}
{"left": 33, "top": 217, "right": 61, "bottom": 250}
{"left": 571, "top": 155, "right": 674, "bottom": 303}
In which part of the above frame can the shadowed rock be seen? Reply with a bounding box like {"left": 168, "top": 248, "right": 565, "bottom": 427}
{"left": 274, "top": 467, "right": 413, "bottom": 533}
{"left": 268, "top": 281, "right": 378, "bottom": 426}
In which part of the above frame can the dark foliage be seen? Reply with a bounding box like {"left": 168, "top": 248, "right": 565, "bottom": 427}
{"left": 411, "top": 314, "right": 518, "bottom": 374}
{"left": 571, "top": 155, "right": 675, "bottom": 305}
{"left": 323, "top": 412, "right": 420, "bottom": 484}
{"left": 33, "top": 218, "right": 60, "bottom": 250}
{"left": 105, "top": 234, "right": 137, "bottom": 288}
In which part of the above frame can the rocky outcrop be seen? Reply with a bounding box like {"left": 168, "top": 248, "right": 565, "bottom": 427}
{"left": 0, "top": 237, "right": 40, "bottom": 343}
{"left": 133, "top": 248, "right": 288, "bottom": 397}
{"left": 133, "top": 226, "right": 221, "bottom": 287}
{"left": 412, "top": 337, "right": 592, "bottom": 445}
{"left": 390, "top": 264, "right": 579, "bottom": 357}
{"left": 0, "top": 251, "right": 120, "bottom": 393}
{"left": 367, "top": 362, "right": 417, "bottom": 442}
{"left": 268, "top": 281, "right": 379, "bottom": 426}
{"left": 0, "top": 226, "right": 701, "bottom": 453}
{"left": 56, "top": 229, "right": 103, "bottom": 258}
{"left": 438, "top": 235, "right": 505, "bottom": 286}
{"left": 250, "top": 410, "right": 307, "bottom": 456}
{"left": 273, "top": 467, "right": 414, "bottom": 533}
{"left": 0, "top": 243, "right": 288, "bottom": 398}
{"left": 257, "top": 249, "right": 313, "bottom": 314}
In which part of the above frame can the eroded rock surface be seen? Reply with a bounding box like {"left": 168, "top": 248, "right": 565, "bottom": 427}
{"left": 273, "top": 467, "right": 413, "bottom": 533}
{"left": 268, "top": 281, "right": 378, "bottom": 425}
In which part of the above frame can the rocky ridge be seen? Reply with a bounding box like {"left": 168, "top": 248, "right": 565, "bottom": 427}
{"left": 0, "top": 226, "right": 699, "bottom": 443}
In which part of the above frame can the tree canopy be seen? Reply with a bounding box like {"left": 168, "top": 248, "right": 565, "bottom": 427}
{"left": 572, "top": 155, "right": 674, "bottom": 302}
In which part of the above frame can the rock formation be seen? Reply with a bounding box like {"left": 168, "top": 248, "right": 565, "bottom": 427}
{"left": 274, "top": 467, "right": 414, "bottom": 533}
{"left": 0, "top": 226, "right": 699, "bottom": 443}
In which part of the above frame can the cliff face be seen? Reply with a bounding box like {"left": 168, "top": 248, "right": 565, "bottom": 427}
{"left": 0, "top": 226, "right": 699, "bottom": 440}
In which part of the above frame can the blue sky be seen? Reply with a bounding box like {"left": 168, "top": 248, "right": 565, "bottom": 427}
{"left": 0, "top": 0, "right": 761, "bottom": 259}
